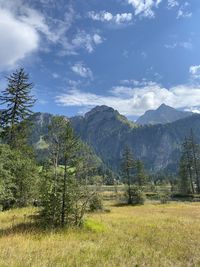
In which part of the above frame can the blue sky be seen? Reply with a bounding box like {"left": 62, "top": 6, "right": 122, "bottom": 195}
{"left": 0, "top": 0, "right": 200, "bottom": 119}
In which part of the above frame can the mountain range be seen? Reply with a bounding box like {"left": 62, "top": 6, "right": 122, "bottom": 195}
{"left": 28, "top": 104, "right": 200, "bottom": 175}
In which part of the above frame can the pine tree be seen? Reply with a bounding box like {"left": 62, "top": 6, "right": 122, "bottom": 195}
{"left": 179, "top": 153, "right": 192, "bottom": 194}
{"left": 182, "top": 138, "right": 194, "bottom": 193}
{"left": 135, "top": 160, "right": 146, "bottom": 186}
{"left": 41, "top": 116, "right": 93, "bottom": 228}
{"left": 178, "top": 132, "right": 200, "bottom": 194}
{"left": 0, "top": 68, "right": 36, "bottom": 147}
{"left": 188, "top": 130, "right": 200, "bottom": 193}
{"left": 121, "top": 146, "right": 135, "bottom": 204}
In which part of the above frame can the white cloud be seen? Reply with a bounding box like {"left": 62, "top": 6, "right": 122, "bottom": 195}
{"left": 189, "top": 65, "right": 200, "bottom": 79}
{"left": 0, "top": 0, "right": 69, "bottom": 69}
{"left": 0, "top": 1, "right": 100, "bottom": 68}
{"left": 72, "top": 31, "right": 103, "bottom": 53}
{"left": 19, "top": 7, "right": 53, "bottom": 40}
{"left": 185, "top": 107, "right": 200, "bottom": 114}
{"left": 168, "top": 0, "right": 179, "bottom": 9}
{"left": 165, "top": 41, "right": 192, "bottom": 50}
{"left": 93, "top": 34, "right": 103, "bottom": 45}
{"left": 127, "top": 0, "right": 162, "bottom": 18}
{"left": 52, "top": 73, "right": 59, "bottom": 79}
{"left": 56, "top": 81, "right": 200, "bottom": 116}
{"left": 71, "top": 62, "right": 93, "bottom": 79}
{"left": 88, "top": 11, "right": 133, "bottom": 25}
{"left": 177, "top": 2, "right": 192, "bottom": 19}
{"left": 60, "top": 31, "right": 103, "bottom": 56}
{"left": 0, "top": 7, "right": 39, "bottom": 69}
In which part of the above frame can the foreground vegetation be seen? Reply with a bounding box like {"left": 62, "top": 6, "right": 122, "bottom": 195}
{"left": 0, "top": 201, "right": 200, "bottom": 267}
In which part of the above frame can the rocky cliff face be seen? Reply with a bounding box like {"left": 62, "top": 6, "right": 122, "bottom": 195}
{"left": 136, "top": 103, "right": 193, "bottom": 125}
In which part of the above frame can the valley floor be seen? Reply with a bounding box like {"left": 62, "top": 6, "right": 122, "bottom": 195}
{"left": 0, "top": 201, "right": 200, "bottom": 267}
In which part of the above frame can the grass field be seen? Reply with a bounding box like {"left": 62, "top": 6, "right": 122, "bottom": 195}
{"left": 0, "top": 201, "right": 200, "bottom": 267}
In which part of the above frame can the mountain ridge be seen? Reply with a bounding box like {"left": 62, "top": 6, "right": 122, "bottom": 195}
{"left": 136, "top": 103, "right": 193, "bottom": 125}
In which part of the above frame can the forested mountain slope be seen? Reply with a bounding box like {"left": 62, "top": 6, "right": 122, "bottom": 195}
{"left": 70, "top": 106, "right": 200, "bottom": 173}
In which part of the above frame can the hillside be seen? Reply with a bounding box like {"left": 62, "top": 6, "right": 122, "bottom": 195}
{"left": 136, "top": 103, "right": 193, "bottom": 125}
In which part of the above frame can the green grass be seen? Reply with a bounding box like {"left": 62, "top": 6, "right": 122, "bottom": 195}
{"left": 35, "top": 136, "right": 49, "bottom": 149}
{"left": 0, "top": 202, "right": 200, "bottom": 266}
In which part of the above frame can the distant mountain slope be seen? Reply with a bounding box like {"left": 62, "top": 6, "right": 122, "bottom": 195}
{"left": 27, "top": 106, "right": 200, "bottom": 174}
{"left": 71, "top": 106, "right": 200, "bottom": 173}
{"left": 136, "top": 103, "right": 193, "bottom": 125}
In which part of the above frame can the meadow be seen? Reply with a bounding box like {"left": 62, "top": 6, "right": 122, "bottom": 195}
{"left": 0, "top": 200, "right": 200, "bottom": 267}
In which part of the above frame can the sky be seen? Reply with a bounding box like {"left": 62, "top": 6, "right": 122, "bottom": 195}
{"left": 0, "top": 0, "right": 200, "bottom": 119}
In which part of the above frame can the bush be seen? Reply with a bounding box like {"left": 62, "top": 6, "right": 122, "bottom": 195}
{"left": 125, "top": 185, "right": 146, "bottom": 205}
{"left": 89, "top": 193, "right": 103, "bottom": 212}
{"left": 159, "top": 193, "right": 170, "bottom": 204}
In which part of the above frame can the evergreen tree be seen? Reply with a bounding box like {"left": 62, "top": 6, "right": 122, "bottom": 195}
{"left": 178, "top": 132, "right": 200, "bottom": 194}
{"left": 0, "top": 68, "right": 36, "bottom": 147}
{"left": 188, "top": 130, "right": 200, "bottom": 193}
{"left": 179, "top": 157, "right": 191, "bottom": 194}
{"left": 135, "top": 160, "right": 146, "bottom": 186}
{"left": 40, "top": 116, "right": 94, "bottom": 228}
{"left": 121, "top": 146, "right": 135, "bottom": 204}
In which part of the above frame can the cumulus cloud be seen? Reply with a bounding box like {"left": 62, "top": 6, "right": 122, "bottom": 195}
{"left": 0, "top": 1, "right": 102, "bottom": 69}
{"left": 0, "top": 7, "right": 39, "bottom": 69}
{"left": 88, "top": 11, "right": 133, "bottom": 25}
{"left": 127, "top": 0, "right": 162, "bottom": 18}
{"left": 56, "top": 81, "right": 200, "bottom": 116}
{"left": 0, "top": 0, "right": 66, "bottom": 69}
{"left": 71, "top": 62, "right": 93, "bottom": 79}
{"left": 189, "top": 65, "right": 200, "bottom": 79}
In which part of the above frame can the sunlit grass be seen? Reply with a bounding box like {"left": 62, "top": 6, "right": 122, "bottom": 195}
{"left": 0, "top": 202, "right": 200, "bottom": 266}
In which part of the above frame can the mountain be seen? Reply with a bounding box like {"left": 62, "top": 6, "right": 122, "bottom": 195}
{"left": 136, "top": 103, "right": 193, "bottom": 125}
{"left": 27, "top": 106, "right": 200, "bottom": 174}
{"left": 70, "top": 105, "right": 200, "bottom": 173}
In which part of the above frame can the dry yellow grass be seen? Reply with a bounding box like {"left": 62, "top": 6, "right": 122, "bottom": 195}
{"left": 0, "top": 202, "right": 200, "bottom": 267}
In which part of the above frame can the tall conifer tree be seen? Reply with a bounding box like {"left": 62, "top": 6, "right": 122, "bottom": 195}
{"left": 0, "top": 68, "right": 36, "bottom": 147}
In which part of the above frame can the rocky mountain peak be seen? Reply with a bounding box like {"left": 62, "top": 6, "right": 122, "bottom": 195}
{"left": 84, "top": 105, "right": 116, "bottom": 119}
{"left": 136, "top": 104, "right": 193, "bottom": 125}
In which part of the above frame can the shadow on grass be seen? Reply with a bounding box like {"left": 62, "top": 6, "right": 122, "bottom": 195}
{"left": 112, "top": 202, "right": 128, "bottom": 207}
{"left": 0, "top": 221, "right": 48, "bottom": 237}
{"left": 111, "top": 201, "right": 146, "bottom": 207}
{"left": 0, "top": 214, "right": 60, "bottom": 237}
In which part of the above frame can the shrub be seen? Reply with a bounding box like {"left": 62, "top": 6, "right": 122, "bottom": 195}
{"left": 125, "top": 185, "right": 146, "bottom": 205}
{"left": 89, "top": 193, "right": 103, "bottom": 212}
{"left": 159, "top": 193, "right": 170, "bottom": 204}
